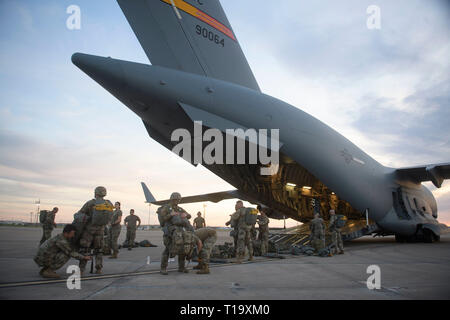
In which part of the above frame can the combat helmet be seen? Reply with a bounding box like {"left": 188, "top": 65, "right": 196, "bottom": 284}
{"left": 170, "top": 192, "right": 182, "bottom": 200}
{"left": 95, "top": 186, "right": 107, "bottom": 197}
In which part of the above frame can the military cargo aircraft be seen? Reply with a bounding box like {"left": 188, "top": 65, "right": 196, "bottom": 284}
{"left": 72, "top": 0, "right": 449, "bottom": 243}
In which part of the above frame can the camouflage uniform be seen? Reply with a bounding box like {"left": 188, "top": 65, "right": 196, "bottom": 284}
{"left": 194, "top": 228, "right": 217, "bottom": 264}
{"left": 329, "top": 215, "right": 344, "bottom": 254}
{"left": 257, "top": 215, "right": 270, "bottom": 255}
{"left": 310, "top": 216, "right": 325, "bottom": 253}
{"left": 34, "top": 233, "right": 85, "bottom": 272}
{"left": 77, "top": 198, "right": 114, "bottom": 272}
{"left": 159, "top": 203, "right": 191, "bottom": 273}
{"left": 232, "top": 207, "right": 254, "bottom": 261}
{"left": 109, "top": 209, "right": 122, "bottom": 256}
{"left": 124, "top": 214, "right": 141, "bottom": 249}
{"left": 40, "top": 211, "right": 56, "bottom": 245}
{"left": 193, "top": 216, "right": 206, "bottom": 229}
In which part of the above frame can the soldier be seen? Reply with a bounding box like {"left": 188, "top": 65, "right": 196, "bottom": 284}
{"left": 193, "top": 228, "right": 217, "bottom": 274}
{"left": 310, "top": 213, "right": 325, "bottom": 254}
{"left": 34, "top": 224, "right": 91, "bottom": 278}
{"left": 124, "top": 209, "right": 141, "bottom": 251}
{"left": 225, "top": 212, "right": 239, "bottom": 256}
{"left": 77, "top": 186, "right": 114, "bottom": 274}
{"left": 230, "top": 200, "right": 256, "bottom": 263}
{"left": 193, "top": 211, "right": 206, "bottom": 229}
{"left": 329, "top": 209, "right": 344, "bottom": 255}
{"left": 158, "top": 192, "right": 192, "bottom": 275}
{"left": 39, "top": 207, "right": 58, "bottom": 245}
{"left": 257, "top": 207, "right": 270, "bottom": 256}
{"left": 108, "top": 202, "right": 122, "bottom": 259}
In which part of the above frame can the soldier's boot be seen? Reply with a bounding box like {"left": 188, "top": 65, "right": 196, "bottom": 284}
{"left": 41, "top": 269, "right": 60, "bottom": 279}
{"left": 95, "top": 268, "right": 102, "bottom": 274}
{"left": 160, "top": 260, "right": 169, "bottom": 275}
{"left": 178, "top": 259, "right": 189, "bottom": 273}
{"left": 109, "top": 252, "right": 118, "bottom": 259}
{"left": 248, "top": 255, "right": 254, "bottom": 261}
{"left": 196, "top": 263, "right": 210, "bottom": 275}
{"left": 193, "top": 258, "right": 203, "bottom": 270}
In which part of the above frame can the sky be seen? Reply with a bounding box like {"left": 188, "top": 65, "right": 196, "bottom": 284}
{"left": 0, "top": 0, "right": 449, "bottom": 227}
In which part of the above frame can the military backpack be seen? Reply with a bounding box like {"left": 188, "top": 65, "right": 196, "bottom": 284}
{"left": 91, "top": 199, "right": 114, "bottom": 226}
{"left": 244, "top": 208, "right": 258, "bottom": 226}
{"left": 335, "top": 214, "right": 347, "bottom": 228}
{"left": 39, "top": 210, "right": 50, "bottom": 224}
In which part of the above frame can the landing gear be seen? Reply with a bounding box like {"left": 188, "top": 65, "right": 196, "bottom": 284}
{"left": 395, "top": 234, "right": 407, "bottom": 243}
{"left": 423, "top": 229, "right": 440, "bottom": 243}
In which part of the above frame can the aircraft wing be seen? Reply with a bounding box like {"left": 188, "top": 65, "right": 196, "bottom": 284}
{"left": 117, "top": 0, "right": 260, "bottom": 91}
{"left": 396, "top": 162, "right": 450, "bottom": 188}
{"left": 141, "top": 182, "right": 244, "bottom": 205}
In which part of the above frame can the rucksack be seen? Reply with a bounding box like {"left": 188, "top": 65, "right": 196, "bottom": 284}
{"left": 91, "top": 198, "right": 114, "bottom": 226}
{"left": 244, "top": 208, "right": 258, "bottom": 226}
{"left": 335, "top": 215, "right": 347, "bottom": 228}
{"left": 39, "top": 210, "right": 50, "bottom": 224}
{"left": 157, "top": 207, "right": 164, "bottom": 227}
{"left": 71, "top": 211, "right": 89, "bottom": 246}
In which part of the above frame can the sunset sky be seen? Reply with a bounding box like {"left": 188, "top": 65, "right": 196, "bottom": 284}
{"left": 0, "top": 0, "right": 449, "bottom": 228}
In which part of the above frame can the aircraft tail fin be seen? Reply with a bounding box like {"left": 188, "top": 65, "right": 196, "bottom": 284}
{"left": 117, "top": 0, "right": 260, "bottom": 91}
{"left": 141, "top": 182, "right": 157, "bottom": 203}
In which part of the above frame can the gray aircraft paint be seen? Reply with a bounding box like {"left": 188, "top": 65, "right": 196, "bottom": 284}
{"left": 72, "top": 0, "right": 449, "bottom": 240}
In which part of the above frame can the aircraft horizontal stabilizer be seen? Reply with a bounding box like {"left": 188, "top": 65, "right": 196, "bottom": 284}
{"left": 396, "top": 162, "right": 450, "bottom": 188}
{"left": 141, "top": 185, "right": 243, "bottom": 206}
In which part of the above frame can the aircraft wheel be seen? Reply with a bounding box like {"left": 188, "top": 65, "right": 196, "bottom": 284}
{"left": 395, "top": 234, "right": 406, "bottom": 243}
{"left": 423, "top": 229, "right": 434, "bottom": 243}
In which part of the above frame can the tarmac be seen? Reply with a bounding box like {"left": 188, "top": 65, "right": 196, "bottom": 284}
{"left": 0, "top": 226, "right": 449, "bottom": 300}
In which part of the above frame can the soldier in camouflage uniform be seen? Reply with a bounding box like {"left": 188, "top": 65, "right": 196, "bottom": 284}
{"left": 193, "top": 228, "right": 217, "bottom": 274}
{"left": 329, "top": 209, "right": 344, "bottom": 255}
{"left": 225, "top": 213, "right": 239, "bottom": 256}
{"left": 77, "top": 186, "right": 114, "bottom": 274}
{"left": 34, "top": 224, "right": 91, "bottom": 278}
{"left": 230, "top": 200, "right": 254, "bottom": 263}
{"left": 310, "top": 213, "right": 325, "bottom": 254}
{"left": 108, "top": 202, "right": 122, "bottom": 258}
{"left": 39, "top": 207, "right": 58, "bottom": 245}
{"left": 257, "top": 208, "right": 270, "bottom": 256}
{"left": 124, "top": 209, "right": 141, "bottom": 250}
{"left": 193, "top": 212, "right": 206, "bottom": 229}
{"left": 159, "top": 192, "right": 192, "bottom": 275}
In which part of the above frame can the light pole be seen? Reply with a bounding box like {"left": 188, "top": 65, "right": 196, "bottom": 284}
{"left": 35, "top": 199, "right": 40, "bottom": 224}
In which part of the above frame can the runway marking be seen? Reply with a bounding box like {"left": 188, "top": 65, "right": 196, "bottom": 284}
{"left": 0, "top": 256, "right": 293, "bottom": 289}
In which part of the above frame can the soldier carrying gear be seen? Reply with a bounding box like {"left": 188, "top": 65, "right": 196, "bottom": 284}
{"left": 34, "top": 224, "right": 91, "bottom": 279}
{"left": 256, "top": 206, "right": 270, "bottom": 256}
{"left": 76, "top": 186, "right": 114, "bottom": 274}
{"left": 230, "top": 200, "right": 255, "bottom": 263}
{"left": 39, "top": 207, "right": 58, "bottom": 245}
{"left": 328, "top": 209, "right": 345, "bottom": 255}
{"left": 159, "top": 192, "right": 192, "bottom": 275}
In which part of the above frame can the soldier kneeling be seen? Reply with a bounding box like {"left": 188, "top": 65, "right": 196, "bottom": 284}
{"left": 34, "top": 224, "right": 91, "bottom": 279}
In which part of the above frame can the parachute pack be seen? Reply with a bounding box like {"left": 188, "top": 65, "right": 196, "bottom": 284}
{"left": 170, "top": 228, "right": 196, "bottom": 259}
{"left": 39, "top": 210, "right": 50, "bottom": 224}
{"left": 91, "top": 199, "right": 114, "bottom": 226}
{"left": 244, "top": 208, "right": 258, "bottom": 226}
{"left": 335, "top": 215, "right": 347, "bottom": 228}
